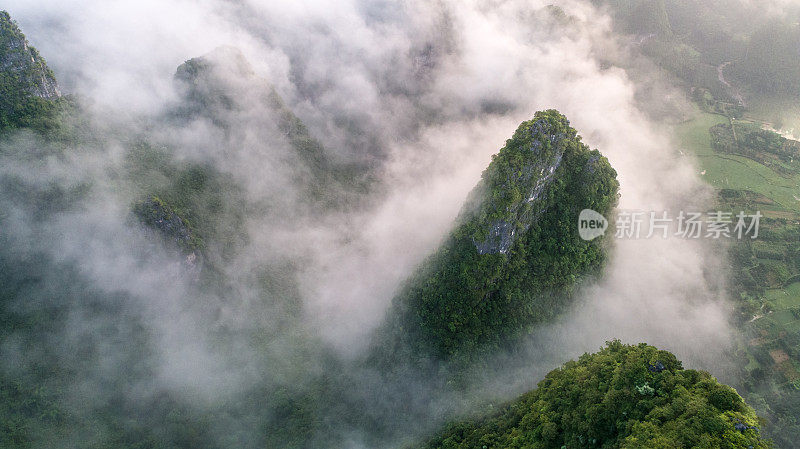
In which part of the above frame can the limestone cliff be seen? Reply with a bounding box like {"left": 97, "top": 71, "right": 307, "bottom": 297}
{"left": 380, "top": 110, "right": 619, "bottom": 361}
{"left": 0, "top": 11, "right": 62, "bottom": 130}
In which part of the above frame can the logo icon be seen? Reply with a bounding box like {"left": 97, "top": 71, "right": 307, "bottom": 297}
{"left": 578, "top": 209, "right": 608, "bottom": 241}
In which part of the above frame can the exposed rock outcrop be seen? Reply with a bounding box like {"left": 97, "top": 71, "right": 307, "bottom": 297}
{"left": 379, "top": 110, "right": 619, "bottom": 361}
{"left": 174, "top": 46, "right": 258, "bottom": 119}
{"left": 473, "top": 118, "right": 568, "bottom": 254}
{"left": 0, "top": 11, "right": 60, "bottom": 102}
{"left": 133, "top": 196, "right": 203, "bottom": 273}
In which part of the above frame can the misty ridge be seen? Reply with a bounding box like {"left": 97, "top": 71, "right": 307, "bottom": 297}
{"left": 1, "top": 1, "right": 799, "bottom": 448}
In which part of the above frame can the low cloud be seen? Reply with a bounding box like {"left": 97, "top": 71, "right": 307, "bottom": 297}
{"left": 0, "top": 0, "right": 759, "bottom": 446}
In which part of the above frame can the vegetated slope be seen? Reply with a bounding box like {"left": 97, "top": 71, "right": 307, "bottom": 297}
{"left": 418, "top": 341, "right": 771, "bottom": 449}
{"left": 606, "top": 4, "right": 800, "bottom": 440}
{"left": 379, "top": 110, "right": 619, "bottom": 364}
{"left": 174, "top": 46, "right": 328, "bottom": 171}
{"left": 0, "top": 16, "right": 323, "bottom": 449}
{"left": 0, "top": 11, "right": 66, "bottom": 132}
{"left": 0, "top": 13, "right": 418, "bottom": 449}
{"left": 125, "top": 47, "right": 375, "bottom": 275}
{"left": 172, "top": 46, "right": 370, "bottom": 207}
{"left": 687, "top": 118, "right": 800, "bottom": 447}
{"left": 596, "top": 0, "right": 800, "bottom": 108}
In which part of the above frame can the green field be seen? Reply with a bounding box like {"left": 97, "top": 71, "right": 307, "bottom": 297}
{"left": 676, "top": 108, "right": 800, "bottom": 213}
{"left": 677, "top": 104, "right": 800, "bottom": 424}
{"left": 766, "top": 282, "right": 800, "bottom": 309}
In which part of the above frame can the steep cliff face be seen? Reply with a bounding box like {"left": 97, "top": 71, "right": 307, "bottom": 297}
{"left": 472, "top": 117, "right": 569, "bottom": 255}
{"left": 0, "top": 11, "right": 60, "bottom": 100}
{"left": 0, "top": 11, "right": 62, "bottom": 131}
{"left": 380, "top": 110, "right": 619, "bottom": 362}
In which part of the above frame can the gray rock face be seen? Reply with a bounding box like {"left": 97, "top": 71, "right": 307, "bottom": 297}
{"left": 473, "top": 118, "right": 567, "bottom": 255}
{"left": 0, "top": 11, "right": 61, "bottom": 100}
{"left": 134, "top": 197, "right": 198, "bottom": 250}
{"left": 134, "top": 197, "right": 204, "bottom": 276}
{"left": 473, "top": 219, "right": 518, "bottom": 255}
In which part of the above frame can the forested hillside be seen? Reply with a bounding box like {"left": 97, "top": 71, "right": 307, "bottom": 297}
{"left": 0, "top": 11, "right": 65, "bottom": 132}
{"left": 419, "top": 342, "right": 770, "bottom": 449}
{"left": 377, "top": 110, "right": 619, "bottom": 366}
{"left": 597, "top": 0, "right": 800, "bottom": 116}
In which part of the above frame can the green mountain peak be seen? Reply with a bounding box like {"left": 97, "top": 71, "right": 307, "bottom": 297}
{"left": 419, "top": 342, "right": 770, "bottom": 448}
{"left": 380, "top": 110, "right": 619, "bottom": 362}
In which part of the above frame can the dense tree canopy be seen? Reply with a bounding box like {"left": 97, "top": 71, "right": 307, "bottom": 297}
{"left": 419, "top": 342, "right": 771, "bottom": 449}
